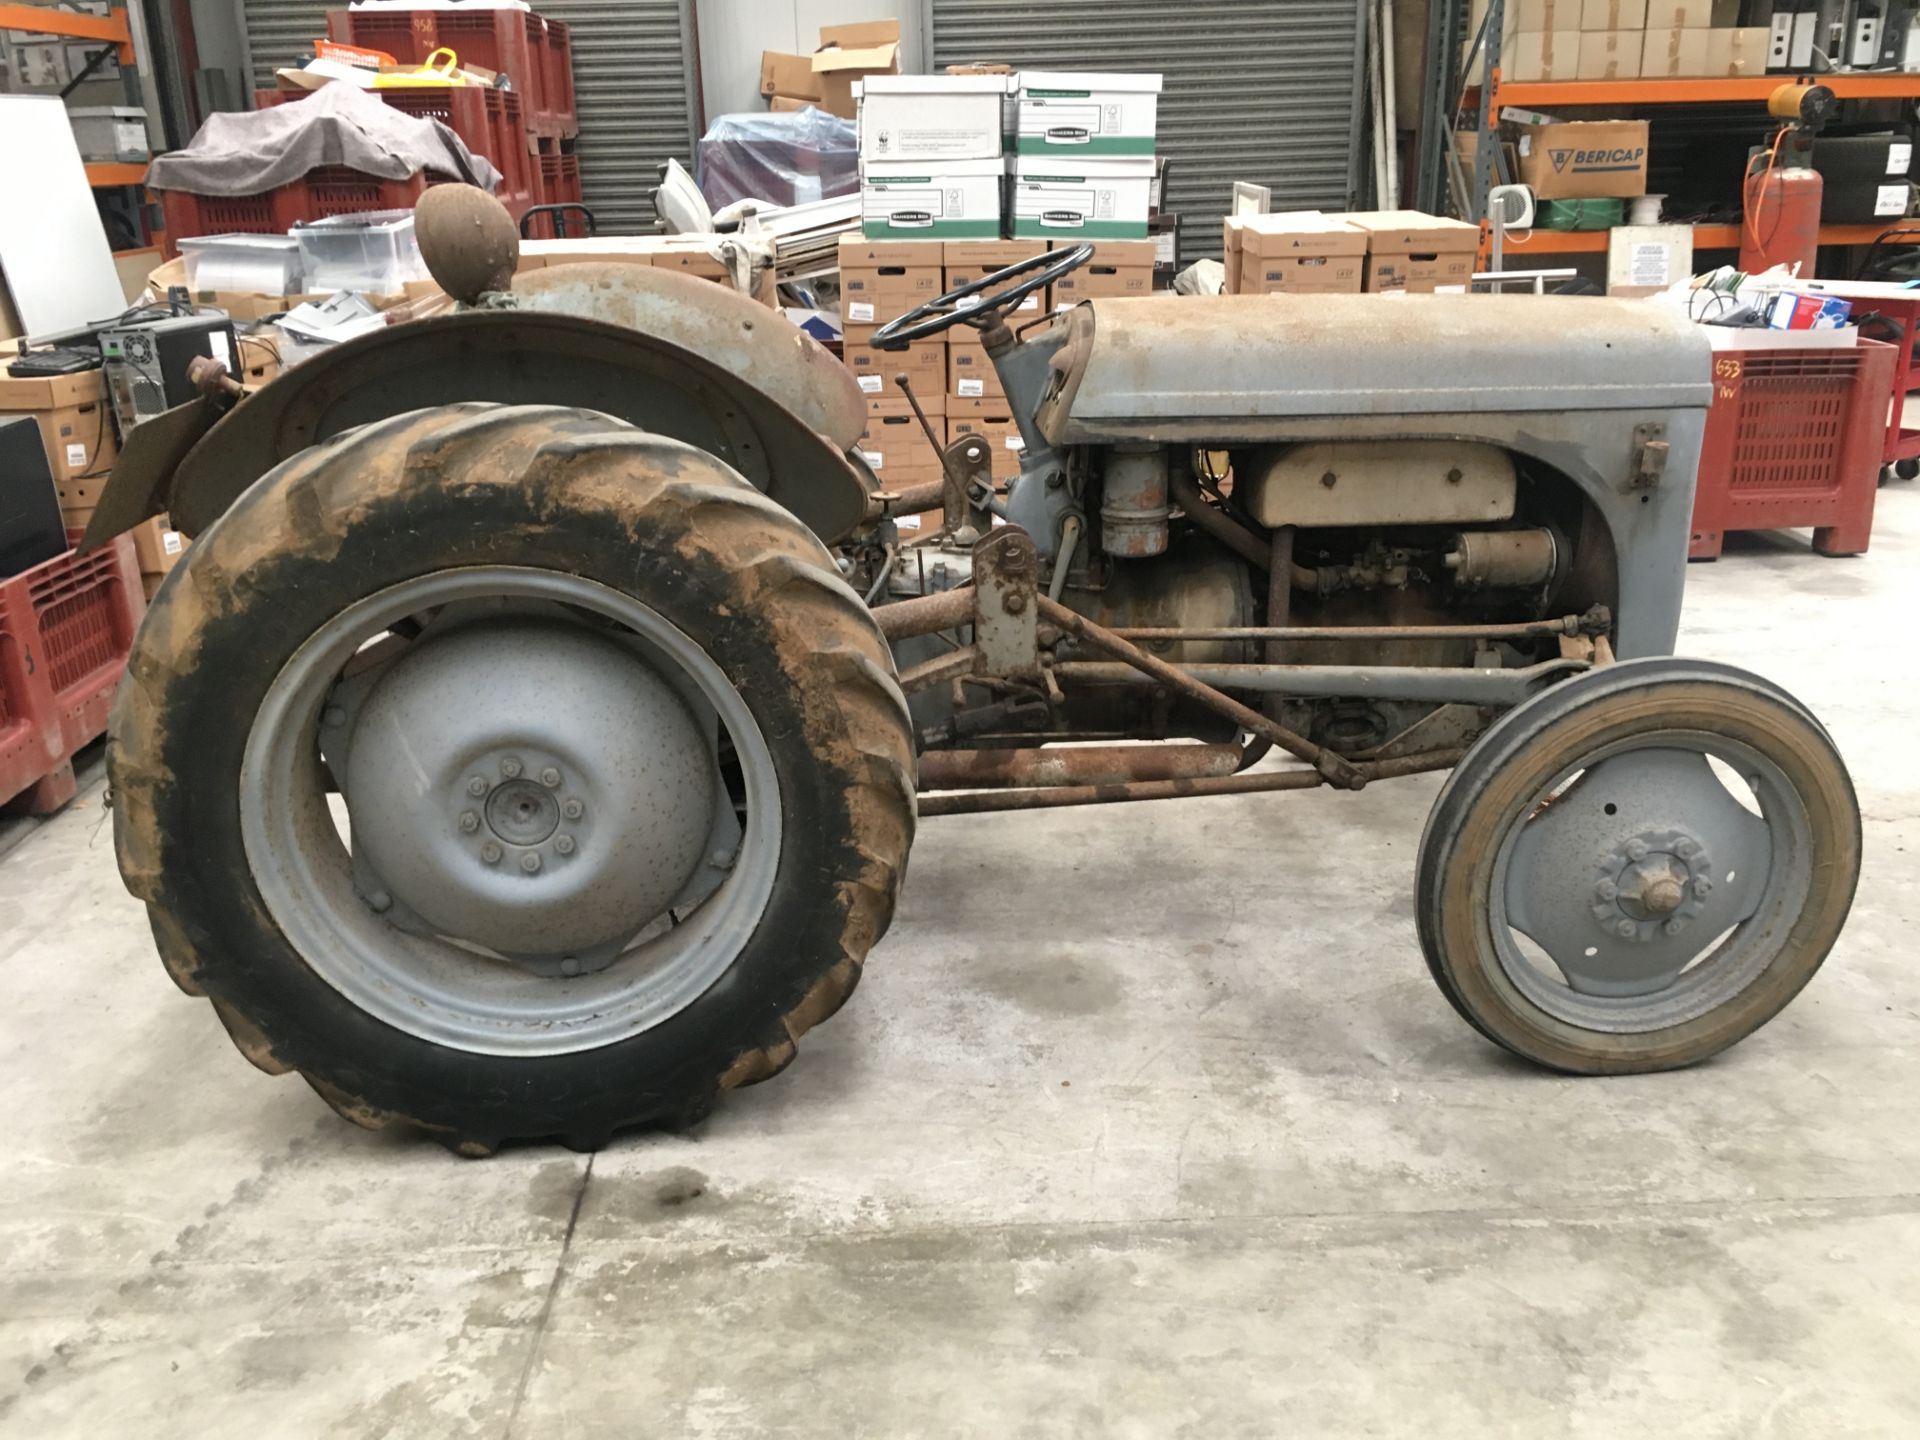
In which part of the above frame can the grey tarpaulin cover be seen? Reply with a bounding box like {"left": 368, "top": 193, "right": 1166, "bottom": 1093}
{"left": 146, "top": 83, "right": 502, "bottom": 196}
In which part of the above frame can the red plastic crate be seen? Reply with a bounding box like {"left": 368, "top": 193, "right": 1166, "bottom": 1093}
{"left": 155, "top": 166, "right": 451, "bottom": 256}
{"left": 1690, "top": 339, "right": 1897, "bottom": 560}
{"left": 329, "top": 8, "right": 574, "bottom": 135}
{"left": 251, "top": 85, "right": 535, "bottom": 226}
{"left": 0, "top": 535, "right": 143, "bottom": 815}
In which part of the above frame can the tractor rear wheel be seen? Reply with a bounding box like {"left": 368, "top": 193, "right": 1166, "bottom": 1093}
{"left": 109, "top": 404, "right": 915, "bottom": 1152}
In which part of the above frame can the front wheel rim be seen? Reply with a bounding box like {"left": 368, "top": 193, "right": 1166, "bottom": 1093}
{"left": 238, "top": 566, "right": 783, "bottom": 1058}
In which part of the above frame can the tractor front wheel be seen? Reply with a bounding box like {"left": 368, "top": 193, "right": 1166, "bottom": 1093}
{"left": 109, "top": 404, "right": 916, "bottom": 1152}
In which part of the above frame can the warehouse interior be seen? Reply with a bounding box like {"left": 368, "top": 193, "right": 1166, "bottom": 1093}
{"left": 2, "top": 0, "right": 1918, "bottom": 1434}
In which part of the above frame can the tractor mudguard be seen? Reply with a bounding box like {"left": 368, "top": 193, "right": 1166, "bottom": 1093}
{"left": 83, "top": 277, "right": 872, "bottom": 549}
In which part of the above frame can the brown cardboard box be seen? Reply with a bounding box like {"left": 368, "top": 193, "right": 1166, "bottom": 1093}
{"left": 839, "top": 234, "right": 943, "bottom": 323}
{"left": 1051, "top": 239, "right": 1156, "bottom": 307}
{"left": 760, "top": 50, "right": 823, "bottom": 103}
{"left": 948, "top": 398, "right": 1027, "bottom": 482}
{"left": 1704, "top": 26, "right": 1770, "bottom": 76}
{"left": 1578, "top": 29, "right": 1642, "bottom": 78}
{"left": 1503, "top": 28, "right": 1582, "bottom": 81}
{"left": 1234, "top": 214, "right": 1367, "bottom": 295}
{"left": 843, "top": 325, "right": 945, "bottom": 397}
{"left": 944, "top": 239, "right": 1049, "bottom": 317}
{"left": 131, "top": 515, "right": 187, "bottom": 576}
{"left": 1641, "top": 26, "right": 1712, "bottom": 76}
{"left": 1223, "top": 217, "right": 1245, "bottom": 293}
{"left": 1644, "top": 0, "right": 1734, "bottom": 25}
{"left": 1579, "top": 0, "right": 1647, "bottom": 27}
{"left": 1514, "top": 119, "right": 1650, "bottom": 198}
{"left": 948, "top": 334, "right": 1003, "bottom": 400}
{"left": 1345, "top": 211, "right": 1480, "bottom": 295}
{"left": 1507, "top": 0, "right": 1583, "bottom": 30}
{"left": 0, "top": 369, "right": 118, "bottom": 488}
{"left": 812, "top": 20, "right": 901, "bottom": 120}
{"left": 858, "top": 393, "right": 943, "bottom": 481}
{"left": 769, "top": 95, "right": 811, "bottom": 112}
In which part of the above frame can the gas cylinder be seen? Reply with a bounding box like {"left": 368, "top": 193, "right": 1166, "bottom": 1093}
{"left": 1739, "top": 163, "right": 1823, "bottom": 277}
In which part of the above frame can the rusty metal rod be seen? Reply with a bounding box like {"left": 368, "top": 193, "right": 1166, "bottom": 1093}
{"left": 1052, "top": 658, "right": 1578, "bottom": 705}
{"left": 866, "top": 477, "right": 950, "bottom": 521}
{"left": 920, "top": 747, "right": 1465, "bottom": 816}
{"left": 896, "top": 646, "right": 978, "bottom": 694}
{"left": 1035, "top": 596, "right": 1361, "bottom": 788}
{"left": 874, "top": 587, "right": 973, "bottom": 641}
{"left": 1107, "top": 613, "right": 1609, "bottom": 643}
{"left": 1168, "top": 469, "right": 1318, "bottom": 588}
{"left": 917, "top": 742, "right": 1245, "bottom": 791}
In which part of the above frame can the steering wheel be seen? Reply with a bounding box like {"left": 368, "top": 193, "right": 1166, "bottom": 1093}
{"left": 871, "top": 244, "right": 1095, "bottom": 350}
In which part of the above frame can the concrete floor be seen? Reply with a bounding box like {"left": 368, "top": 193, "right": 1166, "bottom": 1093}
{"left": 3, "top": 502, "right": 1919, "bottom": 1439}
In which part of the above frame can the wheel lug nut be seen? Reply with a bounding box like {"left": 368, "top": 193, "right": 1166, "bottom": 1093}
{"left": 1693, "top": 876, "right": 1713, "bottom": 897}
{"left": 1625, "top": 840, "right": 1648, "bottom": 862}
{"left": 467, "top": 776, "right": 490, "bottom": 797}
{"left": 555, "top": 835, "right": 575, "bottom": 856}
{"left": 1663, "top": 918, "right": 1686, "bottom": 936}
{"left": 459, "top": 811, "right": 479, "bottom": 833}
{"left": 1595, "top": 879, "right": 1618, "bottom": 901}
{"left": 520, "top": 853, "right": 542, "bottom": 874}
{"left": 1674, "top": 838, "right": 1697, "bottom": 858}
{"left": 540, "top": 766, "right": 561, "bottom": 788}
{"left": 500, "top": 757, "right": 523, "bottom": 779}
{"left": 1615, "top": 919, "right": 1637, "bottom": 938}
{"left": 561, "top": 799, "right": 584, "bottom": 820}
{"left": 559, "top": 957, "right": 581, "bottom": 977}
{"left": 366, "top": 889, "right": 392, "bottom": 914}
{"left": 481, "top": 842, "right": 502, "bottom": 865}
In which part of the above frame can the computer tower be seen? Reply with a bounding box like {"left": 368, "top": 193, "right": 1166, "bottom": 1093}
{"left": 98, "top": 313, "right": 237, "bottom": 434}
{"left": 1, "top": 416, "right": 69, "bottom": 579}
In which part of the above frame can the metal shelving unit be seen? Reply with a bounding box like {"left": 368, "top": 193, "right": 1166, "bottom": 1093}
{"left": 1453, "top": 0, "right": 1920, "bottom": 266}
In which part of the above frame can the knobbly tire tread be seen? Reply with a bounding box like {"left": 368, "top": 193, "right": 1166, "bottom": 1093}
{"left": 1414, "top": 658, "right": 1860, "bottom": 1075}
{"left": 109, "top": 404, "right": 916, "bottom": 1152}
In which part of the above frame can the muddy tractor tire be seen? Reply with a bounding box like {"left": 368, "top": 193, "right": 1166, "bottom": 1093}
{"left": 108, "top": 404, "right": 916, "bottom": 1153}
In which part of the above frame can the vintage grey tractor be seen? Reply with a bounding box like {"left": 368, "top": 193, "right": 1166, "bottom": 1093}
{"left": 88, "top": 188, "right": 1860, "bottom": 1154}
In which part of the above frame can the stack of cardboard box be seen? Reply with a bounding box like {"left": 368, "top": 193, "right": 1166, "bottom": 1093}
{"left": 1010, "top": 72, "right": 1163, "bottom": 242}
{"left": 840, "top": 235, "right": 948, "bottom": 491}
{"left": 857, "top": 72, "right": 1009, "bottom": 240}
{"left": 1223, "top": 210, "right": 1479, "bottom": 296}
{"left": 1488, "top": 0, "right": 1770, "bottom": 82}
{"left": 761, "top": 20, "right": 901, "bottom": 119}
{"left": 0, "top": 370, "right": 119, "bottom": 534}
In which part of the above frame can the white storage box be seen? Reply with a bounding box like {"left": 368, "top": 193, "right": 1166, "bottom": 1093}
{"left": 1015, "top": 71, "right": 1161, "bottom": 157}
{"left": 1010, "top": 157, "right": 1154, "bottom": 240}
{"left": 855, "top": 74, "right": 1007, "bottom": 162}
{"left": 177, "top": 233, "right": 304, "bottom": 295}
{"left": 861, "top": 158, "right": 1003, "bottom": 240}
{"left": 292, "top": 209, "right": 427, "bottom": 293}
{"left": 67, "top": 105, "right": 148, "bottom": 163}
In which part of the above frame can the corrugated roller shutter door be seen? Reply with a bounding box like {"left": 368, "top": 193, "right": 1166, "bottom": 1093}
{"left": 533, "top": 0, "right": 696, "bottom": 233}
{"left": 241, "top": 0, "right": 329, "bottom": 91}
{"left": 927, "top": 0, "right": 1365, "bottom": 265}
{"left": 241, "top": 1, "right": 696, "bottom": 234}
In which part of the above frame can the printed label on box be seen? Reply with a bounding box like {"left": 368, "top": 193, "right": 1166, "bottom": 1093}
{"left": 858, "top": 375, "right": 884, "bottom": 393}
{"left": 162, "top": 530, "right": 184, "bottom": 555}
{"left": 861, "top": 449, "right": 884, "bottom": 468}
{"left": 1434, "top": 284, "right": 1468, "bottom": 294}
{"left": 1005, "top": 435, "right": 1025, "bottom": 450}
{"left": 848, "top": 301, "right": 877, "bottom": 322}
{"left": 1877, "top": 184, "right": 1907, "bottom": 216}
{"left": 66, "top": 442, "right": 87, "bottom": 467}
{"left": 1890, "top": 142, "right": 1912, "bottom": 175}
{"left": 958, "top": 378, "right": 985, "bottom": 397}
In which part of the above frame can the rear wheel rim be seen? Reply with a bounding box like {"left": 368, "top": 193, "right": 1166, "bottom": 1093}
{"left": 238, "top": 566, "right": 782, "bottom": 1058}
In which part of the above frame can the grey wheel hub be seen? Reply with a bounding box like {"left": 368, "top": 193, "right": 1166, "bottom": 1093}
{"left": 340, "top": 618, "right": 718, "bottom": 959}
{"left": 1497, "top": 740, "right": 1798, "bottom": 1013}
{"left": 239, "top": 567, "right": 782, "bottom": 1058}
